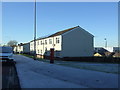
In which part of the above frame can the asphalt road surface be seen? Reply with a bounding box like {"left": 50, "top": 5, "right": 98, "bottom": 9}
{"left": 2, "top": 62, "right": 20, "bottom": 89}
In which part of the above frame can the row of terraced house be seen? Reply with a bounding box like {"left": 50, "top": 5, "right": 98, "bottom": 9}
{"left": 13, "top": 26, "right": 94, "bottom": 58}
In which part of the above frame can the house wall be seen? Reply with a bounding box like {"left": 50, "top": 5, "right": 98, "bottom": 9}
{"left": 113, "top": 47, "right": 120, "bottom": 52}
{"left": 13, "top": 43, "right": 30, "bottom": 54}
{"left": 17, "top": 45, "right": 23, "bottom": 53}
{"left": 94, "top": 53, "right": 102, "bottom": 57}
{"left": 23, "top": 43, "right": 30, "bottom": 53}
{"left": 30, "top": 41, "right": 36, "bottom": 54}
{"left": 13, "top": 46, "right": 17, "bottom": 53}
{"left": 36, "top": 35, "right": 62, "bottom": 57}
{"left": 61, "top": 27, "right": 94, "bottom": 57}
{"left": 104, "top": 47, "right": 114, "bottom": 52}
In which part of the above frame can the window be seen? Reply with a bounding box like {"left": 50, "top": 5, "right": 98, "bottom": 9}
{"left": 41, "top": 50, "right": 42, "bottom": 54}
{"left": 56, "top": 38, "right": 57, "bottom": 43}
{"left": 41, "top": 41, "right": 42, "bottom": 45}
{"left": 45, "top": 40, "right": 47, "bottom": 45}
{"left": 56, "top": 38, "right": 60, "bottom": 44}
{"left": 38, "top": 41, "right": 39, "bottom": 45}
{"left": 49, "top": 39, "right": 52, "bottom": 44}
{"left": 38, "top": 50, "right": 39, "bottom": 53}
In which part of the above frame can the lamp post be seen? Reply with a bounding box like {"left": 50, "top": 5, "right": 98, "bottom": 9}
{"left": 34, "top": 0, "right": 36, "bottom": 60}
{"left": 104, "top": 38, "right": 107, "bottom": 48}
{"left": 104, "top": 38, "right": 108, "bottom": 57}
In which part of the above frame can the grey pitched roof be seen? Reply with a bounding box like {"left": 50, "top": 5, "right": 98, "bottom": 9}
{"left": 48, "top": 26, "right": 79, "bottom": 37}
{"left": 30, "top": 26, "right": 79, "bottom": 42}
{"left": 30, "top": 25, "right": 93, "bottom": 42}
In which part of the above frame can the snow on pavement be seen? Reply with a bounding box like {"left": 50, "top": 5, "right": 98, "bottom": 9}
{"left": 14, "top": 55, "right": 118, "bottom": 88}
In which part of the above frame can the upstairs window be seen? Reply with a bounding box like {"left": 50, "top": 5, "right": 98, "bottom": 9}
{"left": 41, "top": 41, "right": 43, "bottom": 45}
{"left": 45, "top": 40, "right": 47, "bottom": 45}
{"left": 49, "top": 39, "right": 52, "bottom": 44}
{"left": 38, "top": 41, "right": 39, "bottom": 45}
{"left": 56, "top": 38, "right": 60, "bottom": 44}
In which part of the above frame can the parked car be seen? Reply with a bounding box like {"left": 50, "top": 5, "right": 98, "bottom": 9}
{"left": 0, "top": 46, "right": 15, "bottom": 63}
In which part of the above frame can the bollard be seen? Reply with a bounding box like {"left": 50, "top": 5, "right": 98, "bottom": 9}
{"left": 50, "top": 48, "right": 54, "bottom": 64}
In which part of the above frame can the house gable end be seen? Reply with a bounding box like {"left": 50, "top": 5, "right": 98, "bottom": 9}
{"left": 62, "top": 26, "right": 94, "bottom": 37}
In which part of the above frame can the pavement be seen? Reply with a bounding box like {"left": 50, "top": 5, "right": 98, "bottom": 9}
{"left": 14, "top": 55, "right": 118, "bottom": 88}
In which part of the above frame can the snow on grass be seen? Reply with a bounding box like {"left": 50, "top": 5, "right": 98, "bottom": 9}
{"left": 14, "top": 55, "right": 118, "bottom": 88}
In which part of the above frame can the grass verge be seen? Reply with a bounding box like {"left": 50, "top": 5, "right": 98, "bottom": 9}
{"left": 19, "top": 54, "right": 119, "bottom": 74}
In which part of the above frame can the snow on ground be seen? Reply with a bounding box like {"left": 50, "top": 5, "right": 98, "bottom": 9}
{"left": 14, "top": 55, "right": 118, "bottom": 88}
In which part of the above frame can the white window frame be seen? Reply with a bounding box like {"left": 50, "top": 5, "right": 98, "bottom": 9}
{"left": 49, "top": 39, "right": 52, "bottom": 44}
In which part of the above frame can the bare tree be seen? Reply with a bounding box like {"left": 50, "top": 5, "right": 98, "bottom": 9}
{"left": 7, "top": 40, "right": 18, "bottom": 47}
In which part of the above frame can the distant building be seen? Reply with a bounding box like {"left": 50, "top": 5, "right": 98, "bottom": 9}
{"left": 13, "top": 46, "right": 17, "bottom": 53}
{"left": 22, "top": 43, "right": 30, "bottom": 54}
{"left": 94, "top": 47, "right": 108, "bottom": 53}
{"left": 14, "top": 43, "right": 30, "bottom": 54}
{"left": 30, "top": 26, "right": 94, "bottom": 58}
{"left": 104, "top": 47, "right": 120, "bottom": 52}
{"left": 113, "top": 52, "right": 120, "bottom": 57}
{"left": 94, "top": 53, "right": 103, "bottom": 57}
{"left": 113, "top": 47, "right": 120, "bottom": 52}
{"left": 94, "top": 47, "right": 120, "bottom": 57}
{"left": 13, "top": 43, "right": 23, "bottom": 54}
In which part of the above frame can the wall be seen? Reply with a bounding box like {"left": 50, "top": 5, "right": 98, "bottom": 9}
{"left": 17, "top": 45, "right": 23, "bottom": 53}
{"left": 30, "top": 41, "right": 36, "bottom": 54}
{"left": 13, "top": 46, "right": 17, "bottom": 53}
{"left": 23, "top": 43, "right": 30, "bottom": 53}
{"left": 36, "top": 35, "right": 62, "bottom": 57}
{"left": 61, "top": 27, "right": 94, "bottom": 57}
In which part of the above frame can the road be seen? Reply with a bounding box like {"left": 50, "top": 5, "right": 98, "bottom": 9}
{"left": 2, "top": 62, "right": 21, "bottom": 89}
{"left": 14, "top": 55, "right": 118, "bottom": 88}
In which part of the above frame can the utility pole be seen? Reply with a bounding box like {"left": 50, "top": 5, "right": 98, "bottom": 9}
{"left": 34, "top": 0, "right": 36, "bottom": 60}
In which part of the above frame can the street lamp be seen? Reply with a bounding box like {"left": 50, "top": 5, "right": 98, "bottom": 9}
{"left": 34, "top": 0, "right": 36, "bottom": 60}
{"left": 104, "top": 38, "right": 108, "bottom": 57}
{"left": 104, "top": 38, "right": 107, "bottom": 48}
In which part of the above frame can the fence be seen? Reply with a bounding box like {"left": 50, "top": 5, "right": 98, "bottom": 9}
{"left": 44, "top": 56, "right": 120, "bottom": 63}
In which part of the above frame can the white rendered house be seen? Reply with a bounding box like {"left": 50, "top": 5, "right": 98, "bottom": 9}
{"left": 14, "top": 43, "right": 30, "bottom": 54}
{"left": 13, "top": 46, "right": 17, "bottom": 53}
{"left": 16, "top": 44, "right": 23, "bottom": 54}
{"left": 30, "top": 26, "right": 94, "bottom": 58}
